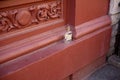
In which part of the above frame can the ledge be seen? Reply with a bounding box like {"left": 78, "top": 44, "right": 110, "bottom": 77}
{"left": 0, "top": 19, "right": 65, "bottom": 47}
{"left": 0, "top": 24, "right": 111, "bottom": 80}
{"left": 0, "top": 26, "right": 66, "bottom": 64}
{"left": 0, "top": 16, "right": 111, "bottom": 64}
{"left": 75, "top": 15, "right": 111, "bottom": 38}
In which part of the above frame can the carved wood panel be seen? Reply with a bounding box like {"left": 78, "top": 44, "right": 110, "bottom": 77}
{"left": 0, "top": 0, "right": 62, "bottom": 33}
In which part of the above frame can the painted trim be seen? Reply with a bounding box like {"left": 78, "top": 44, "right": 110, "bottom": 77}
{"left": 0, "top": 24, "right": 111, "bottom": 80}
{"left": 75, "top": 15, "right": 111, "bottom": 38}
{"left": 0, "top": 26, "right": 65, "bottom": 64}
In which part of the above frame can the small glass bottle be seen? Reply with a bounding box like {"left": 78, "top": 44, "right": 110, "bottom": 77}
{"left": 64, "top": 25, "right": 73, "bottom": 43}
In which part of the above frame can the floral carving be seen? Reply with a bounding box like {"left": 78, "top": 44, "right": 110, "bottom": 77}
{"left": 37, "top": 4, "right": 50, "bottom": 21}
{"left": 0, "top": 0, "right": 62, "bottom": 32}
{"left": 0, "top": 10, "right": 19, "bottom": 31}
{"left": 48, "top": 1, "right": 61, "bottom": 18}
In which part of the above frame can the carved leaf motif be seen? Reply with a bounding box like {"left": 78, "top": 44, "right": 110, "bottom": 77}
{"left": 9, "top": 10, "right": 19, "bottom": 28}
{"left": 0, "top": 12, "right": 15, "bottom": 31}
{"left": 0, "top": 0, "right": 62, "bottom": 33}
{"left": 29, "top": 6, "right": 39, "bottom": 24}
{"left": 37, "top": 4, "right": 49, "bottom": 21}
{"left": 48, "top": 1, "right": 61, "bottom": 18}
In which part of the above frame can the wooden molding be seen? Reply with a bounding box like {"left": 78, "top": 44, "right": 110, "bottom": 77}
{"left": 0, "top": 25, "right": 111, "bottom": 80}
{"left": 0, "top": 19, "right": 65, "bottom": 47}
{"left": 0, "top": 26, "right": 66, "bottom": 64}
{"left": 74, "top": 15, "right": 111, "bottom": 38}
{"left": 0, "top": 16, "right": 111, "bottom": 64}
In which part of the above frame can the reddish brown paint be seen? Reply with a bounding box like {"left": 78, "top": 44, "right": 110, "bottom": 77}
{"left": 62, "top": 77, "right": 70, "bottom": 80}
{"left": 75, "top": 0, "right": 109, "bottom": 25}
{"left": 0, "top": 26, "right": 66, "bottom": 64}
{"left": 0, "top": 0, "right": 54, "bottom": 9}
{"left": 0, "top": 0, "right": 67, "bottom": 47}
{"left": 75, "top": 15, "right": 111, "bottom": 38}
{"left": 0, "top": 16, "right": 110, "bottom": 64}
{"left": 0, "top": 24, "right": 111, "bottom": 80}
{"left": 67, "top": 0, "right": 109, "bottom": 26}
{"left": 0, "top": 19, "right": 65, "bottom": 47}
{"left": 0, "top": 0, "right": 111, "bottom": 80}
{"left": 72, "top": 55, "right": 106, "bottom": 80}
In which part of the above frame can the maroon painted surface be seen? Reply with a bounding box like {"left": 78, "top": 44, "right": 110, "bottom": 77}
{"left": 0, "top": 26, "right": 66, "bottom": 64}
{"left": 0, "top": 22, "right": 111, "bottom": 80}
{"left": 72, "top": 55, "right": 106, "bottom": 80}
{"left": 75, "top": 16, "right": 111, "bottom": 38}
{"left": 67, "top": 0, "right": 109, "bottom": 26}
{"left": 75, "top": 0, "right": 109, "bottom": 25}
{"left": 0, "top": 0, "right": 111, "bottom": 80}
{"left": 0, "top": 0, "right": 67, "bottom": 47}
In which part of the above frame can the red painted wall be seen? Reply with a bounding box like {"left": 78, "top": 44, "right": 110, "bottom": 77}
{"left": 0, "top": 0, "right": 111, "bottom": 80}
{"left": 67, "top": 0, "right": 109, "bottom": 26}
{"left": 75, "top": 0, "right": 109, "bottom": 25}
{"left": 0, "top": 24, "right": 111, "bottom": 80}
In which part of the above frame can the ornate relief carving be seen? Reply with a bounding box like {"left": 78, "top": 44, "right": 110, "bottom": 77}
{"left": 0, "top": 0, "right": 62, "bottom": 32}
{"left": 16, "top": 10, "right": 32, "bottom": 26}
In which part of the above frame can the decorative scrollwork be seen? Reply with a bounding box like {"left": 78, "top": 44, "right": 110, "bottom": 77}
{"left": 37, "top": 4, "right": 50, "bottom": 21}
{"left": 0, "top": 10, "right": 19, "bottom": 32}
{"left": 0, "top": 0, "right": 62, "bottom": 32}
{"left": 48, "top": 1, "right": 61, "bottom": 18}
